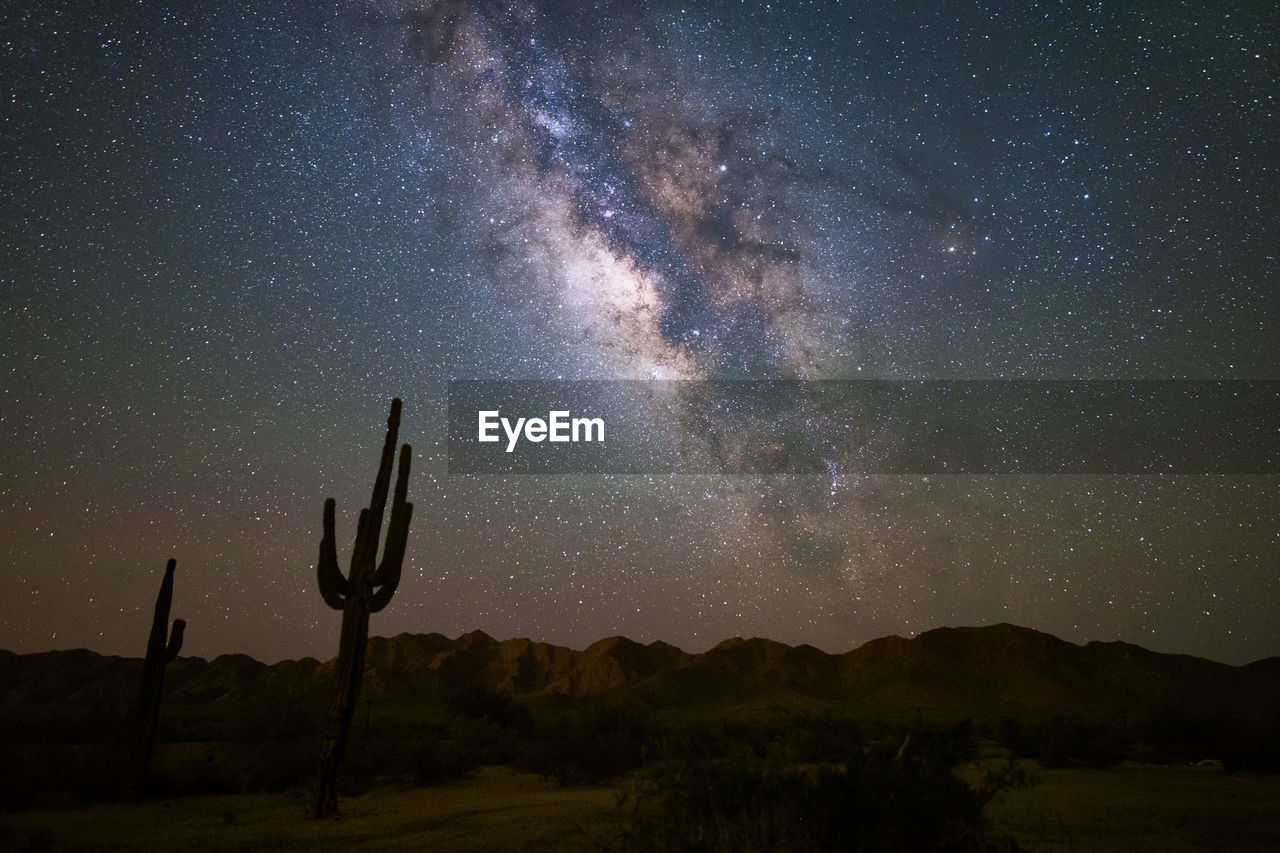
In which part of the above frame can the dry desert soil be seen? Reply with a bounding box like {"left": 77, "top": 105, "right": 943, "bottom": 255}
{"left": 3, "top": 762, "right": 1280, "bottom": 852}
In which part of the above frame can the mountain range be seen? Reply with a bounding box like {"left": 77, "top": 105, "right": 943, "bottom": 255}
{"left": 4, "top": 624, "right": 1278, "bottom": 726}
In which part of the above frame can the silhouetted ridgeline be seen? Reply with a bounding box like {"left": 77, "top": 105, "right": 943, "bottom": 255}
{"left": 2, "top": 624, "right": 1277, "bottom": 725}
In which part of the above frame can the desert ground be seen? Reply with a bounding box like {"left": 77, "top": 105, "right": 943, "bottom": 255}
{"left": 3, "top": 761, "right": 1279, "bottom": 852}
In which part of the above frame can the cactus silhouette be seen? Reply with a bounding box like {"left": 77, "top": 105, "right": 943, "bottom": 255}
{"left": 124, "top": 558, "right": 185, "bottom": 803}
{"left": 313, "top": 398, "right": 413, "bottom": 818}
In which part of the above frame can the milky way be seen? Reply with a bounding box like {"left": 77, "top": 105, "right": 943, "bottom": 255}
{"left": 397, "top": 2, "right": 832, "bottom": 379}
{"left": 3, "top": 1, "right": 1277, "bottom": 664}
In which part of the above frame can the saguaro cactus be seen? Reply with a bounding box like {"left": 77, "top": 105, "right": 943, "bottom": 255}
{"left": 125, "top": 558, "right": 186, "bottom": 803}
{"left": 313, "top": 398, "right": 413, "bottom": 818}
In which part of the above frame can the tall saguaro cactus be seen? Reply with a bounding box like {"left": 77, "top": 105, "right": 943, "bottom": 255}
{"left": 313, "top": 398, "right": 413, "bottom": 819}
{"left": 125, "top": 558, "right": 186, "bottom": 803}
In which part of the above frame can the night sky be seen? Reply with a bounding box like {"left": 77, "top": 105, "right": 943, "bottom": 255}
{"left": 3, "top": 1, "right": 1277, "bottom": 665}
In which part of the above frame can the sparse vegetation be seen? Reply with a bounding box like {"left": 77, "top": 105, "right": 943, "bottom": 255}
{"left": 2, "top": 624, "right": 1277, "bottom": 849}
{"left": 992, "top": 708, "right": 1280, "bottom": 772}
{"left": 615, "top": 720, "right": 1020, "bottom": 853}
{"left": 519, "top": 699, "right": 656, "bottom": 784}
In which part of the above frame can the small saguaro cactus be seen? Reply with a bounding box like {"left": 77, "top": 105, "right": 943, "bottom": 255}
{"left": 125, "top": 558, "right": 186, "bottom": 803}
{"left": 313, "top": 397, "right": 413, "bottom": 819}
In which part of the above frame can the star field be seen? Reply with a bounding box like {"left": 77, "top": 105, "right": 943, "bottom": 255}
{"left": 2, "top": 1, "right": 1277, "bottom": 664}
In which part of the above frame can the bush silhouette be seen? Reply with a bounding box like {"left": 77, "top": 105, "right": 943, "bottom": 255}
{"left": 519, "top": 699, "right": 657, "bottom": 784}
{"left": 618, "top": 723, "right": 1007, "bottom": 853}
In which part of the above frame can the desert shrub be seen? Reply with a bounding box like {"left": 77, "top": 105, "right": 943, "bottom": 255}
{"left": 155, "top": 697, "right": 326, "bottom": 744}
{"left": 409, "top": 736, "right": 475, "bottom": 785}
{"left": 996, "top": 716, "right": 1032, "bottom": 758}
{"left": 0, "top": 743, "right": 127, "bottom": 808}
{"left": 519, "top": 699, "right": 657, "bottom": 784}
{"left": 904, "top": 719, "right": 977, "bottom": 767}
{"left": 434, "top": 684, "right": 536, "bottom": 768}
{"left": 618, "top": 737, "right": 1006, "bottom": 853}
{"left": 2, "top": 825, "right": 54, "bottom": 852}
{"left": 446, "top": 684, "right": 535, "bottom": 733}
{"left": 779, "top": 713, "right": 864, "bottom": 764}
{"left": 644, "top": 718, "right": 758, "bottom": 767}
{"left": 1002, "top": 716, "right": 1128, "bottom": 769}
{"left": 149, "top": 761, "right": 231, "bottom": 798}
{"left": 236, "top": 697, "right": 327, "bottom": 743}
{"left": 332, "top": 726, "right": 478, "bottom": 793}
{"left": 641, "top": 713, "right": 865, "bottom": 769}
{"left": 1131, "top": 707, "right": 1273, "bottom": 768}
{"left": 0, "top": 744, "right": 49, "bottom": 809}
{"left": 147, "top": 741, "right": 304, "bottom": 797}
{"left": 447, "top": 715, "right": 528, "bottom": 766}
{"left": 1221, "top": 724, "right": 1280, "bottom": 774}
{"left": 1, "top": 703, "right": 129, "bottom": 747}
{"left": 1135, "top": 707, "right": 1209, "bottom": 764}
{"left": 241, "top": 738, "right": 316, "bottom": 793}
{"left": 995, "top": 709, "right": 1280, "bottom": 771}
{"left": 1044, "top": 717, "right": 1126, "bottom": 768}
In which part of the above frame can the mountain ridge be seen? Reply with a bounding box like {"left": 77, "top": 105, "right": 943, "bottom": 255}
{"left": 2, "top": 624, "right": 1277, "bottom": 725}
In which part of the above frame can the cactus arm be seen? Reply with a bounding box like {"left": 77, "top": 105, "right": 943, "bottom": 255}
{"left": 166, "top": 619, "right": 186, "bottom": 662}
{"left": 371, "top": 444, "right": 412, "bottom": 586}
{"left": 317, "top": 498, "right": 349, "bottom": 609}
{"left": 370, "top": 502, "right": 412, "bottom": 613}
{"left": 349, "top": 507, "right": 372, "bottom": 580}
{"left": 393, "top": 442, "right": 411, "bottom": 512}
{"left": 148, "top": 559, "right": 177, "bottom": 654}
{"left": 358, "top": 398, "right": 401, "bottom": 569}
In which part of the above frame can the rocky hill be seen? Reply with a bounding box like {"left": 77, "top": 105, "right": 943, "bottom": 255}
{"left": 2, "top": 624, "right": 1276, "bottom": 725}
